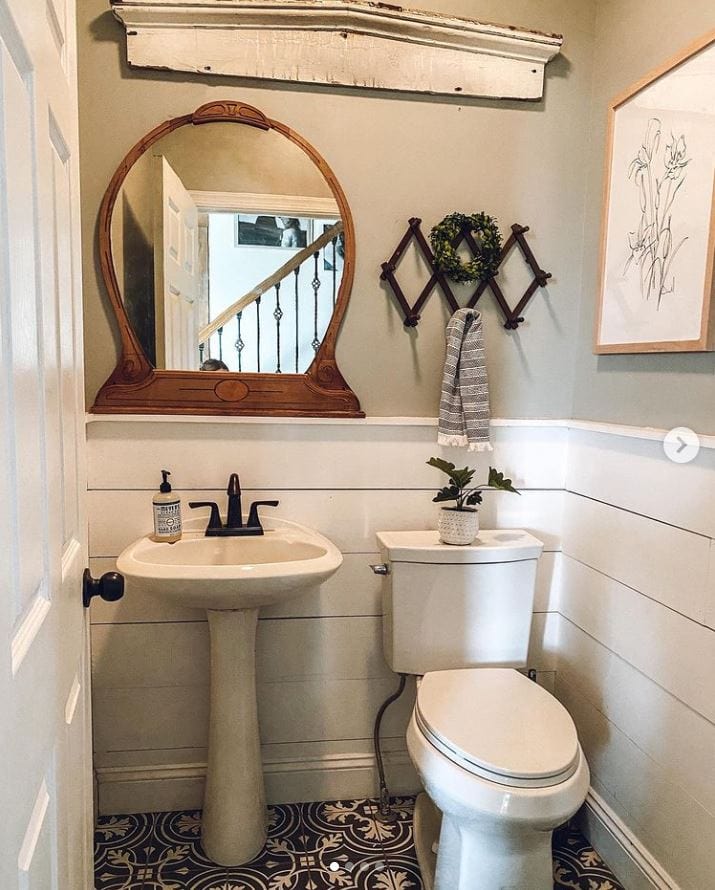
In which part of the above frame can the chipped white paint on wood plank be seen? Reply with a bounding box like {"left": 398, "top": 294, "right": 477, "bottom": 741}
{"left": 111, "top": 0, "right": 563, "bottom": 100}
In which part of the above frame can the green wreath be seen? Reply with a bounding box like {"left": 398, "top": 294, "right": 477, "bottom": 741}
{"left": 430, "top": 212, "right": 502, "bottom": 284}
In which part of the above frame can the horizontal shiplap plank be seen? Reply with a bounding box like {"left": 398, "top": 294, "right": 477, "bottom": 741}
{"left": 257, "top": 617, "right": 392, "bottom": 683}
{"left": 86, "top": 422, "right": 567, "bottom": 491}
{"left": 91, "top": 622, "right": 208, "bottom": 690}
{"left": 92, "top": 611, "right": 558, "bottom": 693}
{"left": 93, "top": 685, "right": 210, "bottom": 752}
{"left": 562, "top": 492, "right": 710, "bottom": 624}
{"left": 92, "top": 677, "right": 416, "bottom": 753}
{"left": 557, "top": 615, "right": 715, "bottom": 816}
{"left": 558, "top": 556, "right": 715, "bottom": 724}
{"left": 88, "top": 488, "right": 564, "bottom": 558}
{"left": 556, "top": 672, "right": 715, "bottom": 890}
{"left": 89, "top": 553, "right": 386, "bottom": 623}
{"left": 92, "top": 616, "right": 395, "bottom": 691}
{"left": 90, "top": 551, "right": 560, "bottom": 624}
{"left": 567, "top": 428, "right": 715, "bottom": 538}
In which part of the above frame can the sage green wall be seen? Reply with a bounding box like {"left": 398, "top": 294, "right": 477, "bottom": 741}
{"left": 79, "top": 0, "right": 597, "bottom": 416}
{"left": 572, "top": 0, "right": 715, "bottom": 434}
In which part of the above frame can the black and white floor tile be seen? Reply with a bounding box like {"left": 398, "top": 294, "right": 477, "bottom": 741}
{"left": 95, "top": 797, "right": 624, "bottom": 889}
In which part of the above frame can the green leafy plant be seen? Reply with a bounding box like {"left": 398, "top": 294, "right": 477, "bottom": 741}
{"left": 427, "top": 457, "right": 520, "bottom": 510}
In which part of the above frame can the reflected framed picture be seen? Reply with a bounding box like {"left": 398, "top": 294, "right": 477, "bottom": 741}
{"left": 594, "top": 31, "right": 715, "bottom": 354}
{"left": 235, "top": 214, "right": 308, "bottom": 248}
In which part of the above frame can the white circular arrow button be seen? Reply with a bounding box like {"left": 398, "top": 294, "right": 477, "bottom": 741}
{"left": 663, "top": 427, "right": 700, "bottom": 464}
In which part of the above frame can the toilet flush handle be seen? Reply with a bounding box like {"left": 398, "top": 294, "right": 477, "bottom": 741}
{"left": 369, "top": 563, "right": 390, "bottom": 575}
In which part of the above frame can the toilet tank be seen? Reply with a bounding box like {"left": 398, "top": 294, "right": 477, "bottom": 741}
{"left": 376, "top": 529, "right": 544, "bottom": 675}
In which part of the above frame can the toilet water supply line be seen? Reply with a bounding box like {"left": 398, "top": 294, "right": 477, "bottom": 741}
{"left": 373, "top": 672, "right": 408, "bottom": 823}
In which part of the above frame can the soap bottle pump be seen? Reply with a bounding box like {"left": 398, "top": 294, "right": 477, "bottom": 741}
{"left": 152, "top": 469, "right": 182, "bottom": 543}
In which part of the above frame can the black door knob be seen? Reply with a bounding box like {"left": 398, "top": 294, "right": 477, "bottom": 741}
{"left": 82, "top": 568, "right": 125, "bottom": 608}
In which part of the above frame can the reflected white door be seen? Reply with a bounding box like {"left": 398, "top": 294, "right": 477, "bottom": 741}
{"left": 0, "top": 0, "right": 92, "bottom": 887}
{"left": 154, "top": 156, "right": 200, "bottom": 369}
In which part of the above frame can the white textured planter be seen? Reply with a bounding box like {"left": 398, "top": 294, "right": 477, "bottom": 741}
{"left": 438, "top": 508, "right": 479, "bottom": 545}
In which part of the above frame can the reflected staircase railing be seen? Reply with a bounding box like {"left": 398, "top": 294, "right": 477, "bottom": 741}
{"left": 198, "top": 221, "right": 343, "bottom": 373}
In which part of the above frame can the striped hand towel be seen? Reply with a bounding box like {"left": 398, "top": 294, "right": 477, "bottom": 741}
{"left": 438, "top": 308, "right": 492, "bottom": 452}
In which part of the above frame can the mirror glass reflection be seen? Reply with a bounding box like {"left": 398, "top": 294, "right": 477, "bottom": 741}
{"left": 111, "top": 122, "right": 344, "bottom": 374}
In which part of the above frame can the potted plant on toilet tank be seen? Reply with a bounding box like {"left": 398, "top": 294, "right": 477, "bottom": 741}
{"left": 428, "top": 457, "right": 520, "bottom": 545}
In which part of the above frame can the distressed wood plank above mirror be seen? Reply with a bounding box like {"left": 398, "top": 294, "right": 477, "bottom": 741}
{"left": 92, "top": 100, "right": 363, "bottom": 416}
{"left": 111, "top": 0, "right": 563, "bottom": 100}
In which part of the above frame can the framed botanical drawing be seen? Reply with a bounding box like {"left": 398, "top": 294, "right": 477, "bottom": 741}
{"left": 595, "top": 31, "right": 715, "bottom": 354}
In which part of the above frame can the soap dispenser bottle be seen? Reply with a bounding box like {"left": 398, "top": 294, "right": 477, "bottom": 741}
{"left": 152, "top": 470, "right": 182, "bottom": 543}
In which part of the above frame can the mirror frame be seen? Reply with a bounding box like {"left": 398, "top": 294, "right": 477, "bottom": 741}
{"left": 92, "top": 100, "right": 363, "bottom": 417}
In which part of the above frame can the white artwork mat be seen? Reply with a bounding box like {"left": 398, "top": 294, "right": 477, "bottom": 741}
{"left": 599, "top": 40, "right": 715, "bottom": 348}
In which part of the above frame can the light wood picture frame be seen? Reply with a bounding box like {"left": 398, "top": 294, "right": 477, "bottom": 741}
{"left": 595, "top": 30, "right": 715, "bottom": 354}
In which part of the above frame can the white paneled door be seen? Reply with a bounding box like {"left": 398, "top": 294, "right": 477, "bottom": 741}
{"left": 154, "top": 155, "right": 200, "bottom": 370}
{"left": 0, "top": 0, "right": 92, "bottom": 887}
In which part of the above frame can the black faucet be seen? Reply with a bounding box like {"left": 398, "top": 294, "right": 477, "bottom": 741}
{"left": 189, "top": 473, "right": 278, "bottom": 536}
{"left": 226, "top": 473, "right": 242, "bottom": 529}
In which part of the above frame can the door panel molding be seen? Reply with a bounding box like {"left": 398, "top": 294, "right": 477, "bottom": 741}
{"left": 11, "top": 591, "right": 50, "bottom": 675}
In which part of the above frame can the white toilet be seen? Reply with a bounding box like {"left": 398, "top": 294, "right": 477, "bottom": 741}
{"left": 375, "top": 529, "right": 589, "bottom": 890}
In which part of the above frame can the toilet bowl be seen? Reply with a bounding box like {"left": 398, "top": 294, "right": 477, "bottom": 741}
{"left": 406, "top": 668, "right": 590, "bottom": 890}
{"left": 374, "top": 529, "right": 590, "bottom": 889}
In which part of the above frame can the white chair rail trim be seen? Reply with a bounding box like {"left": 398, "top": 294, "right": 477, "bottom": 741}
{"left": 84, "top": 415, "right": 715, "bottom": 450}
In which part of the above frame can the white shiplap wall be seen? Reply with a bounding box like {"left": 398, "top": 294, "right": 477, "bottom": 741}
{"left": 87, "top": 416, "right": 715, "bottom": 890}
{"left": 87, "top": 419, "right": 564, "bottom": 815}
{"left": 558, "top": 428, "right": 715, "bottom": 890}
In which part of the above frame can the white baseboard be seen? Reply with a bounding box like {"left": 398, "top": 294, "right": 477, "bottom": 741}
{"left": 578, "top": 789, "right": 680, "bottom": 890}
{"left": 96, "top": 747, "right": 420, "bottom": 816}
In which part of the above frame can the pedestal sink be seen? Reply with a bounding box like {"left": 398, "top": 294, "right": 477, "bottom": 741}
{"left": 117, "top": 515, "right": 342, "bottom": 865}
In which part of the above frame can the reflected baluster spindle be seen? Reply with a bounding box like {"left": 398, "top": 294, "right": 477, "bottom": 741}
{"left": 331, "top": 236, "right": 338, "bottom": 308}
{"left": 312, "top": 251, "right": 321, "bottom": 353}
{"left": 273, "top": 281, "right": 282, "bottom": 374}
{"left": 256, "top": 295, "right": 262, "bottom": 373}
{"left": 294, "top": 266, "right": 300, "bottom": 373}
{"left": 235, "top": 311, "right": 244, "bottom": 372}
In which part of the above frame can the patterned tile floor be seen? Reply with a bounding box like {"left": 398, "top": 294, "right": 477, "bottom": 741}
{"left": 94, "top": 797, "right": 624, "bottom": 889}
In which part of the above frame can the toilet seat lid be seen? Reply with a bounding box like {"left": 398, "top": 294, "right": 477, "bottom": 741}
{"left": 415, "top": 669, "right": 580, "bottom": 787}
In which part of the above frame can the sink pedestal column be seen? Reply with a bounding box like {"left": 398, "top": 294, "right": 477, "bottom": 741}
{"left": 202, "top": 608, "right": 266, "bottom": 865}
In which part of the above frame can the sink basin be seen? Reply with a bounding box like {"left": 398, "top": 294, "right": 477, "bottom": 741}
{"left": 116, "top": 513, "right": 342, "bottom": 867}
{"left": 117, "top": 516, "right": 341, "bottom": 609}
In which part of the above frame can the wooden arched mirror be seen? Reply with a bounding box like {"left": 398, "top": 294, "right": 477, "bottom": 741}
{"left": 92, "top": 100, "right": 362, "bottom": 416}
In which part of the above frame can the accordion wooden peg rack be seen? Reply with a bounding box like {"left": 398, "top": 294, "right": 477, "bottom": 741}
{"left": 380, "top": 218, "right": 552, "bottom": 330}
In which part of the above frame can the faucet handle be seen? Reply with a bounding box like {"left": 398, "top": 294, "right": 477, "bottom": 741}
{"left": 246, "top": 500, "right": 279, "bottom": 531}
{"left": 188, "top": 501, "right": 222, "bottom": 531}
{"left": 227, "top": 473, "right": 240, "bottom": 495}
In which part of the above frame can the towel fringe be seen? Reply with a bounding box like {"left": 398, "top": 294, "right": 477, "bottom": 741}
{"left": 467, "top": 442, "right": 494, "bottom": 453}
{"left": 437, "top": 433, "right": 468, "bottom": 447}
{"left": 437, "top": 433, "right": 493, "bottom": 452}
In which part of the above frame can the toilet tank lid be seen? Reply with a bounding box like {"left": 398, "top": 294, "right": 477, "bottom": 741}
{"left": 376, "top": 529, "right": 544, "bottom": 563}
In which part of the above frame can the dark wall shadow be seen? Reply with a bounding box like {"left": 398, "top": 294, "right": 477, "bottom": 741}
{"left": 122, "top": 195, "right": 156, "bottom": 365}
